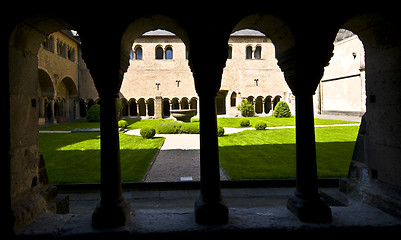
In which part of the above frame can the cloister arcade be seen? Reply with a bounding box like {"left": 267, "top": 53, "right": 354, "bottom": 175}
{"left": 5, "top": 4, "right": 401, "bottom": 238}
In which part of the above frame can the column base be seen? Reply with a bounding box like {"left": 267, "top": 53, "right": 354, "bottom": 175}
{"left": 287, "top": 194, "right": 332, "bottom": 223}
{"left": 92, "top": 200, "right": 131, "bottom": 228}
{"left": 194, "top": 196, "right": 229, "bottom": 224}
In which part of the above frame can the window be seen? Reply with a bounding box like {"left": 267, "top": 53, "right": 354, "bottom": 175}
{"left": 246, "top": 46, "right": 252, "bottom": 59}
{"left": 230, "top": 92, "right": 237, "bottom": 107}
{"left": 155, "top": 46, "right": 163, "bottom": 59}
{"left": 165, "top": 46, "right": 173, "bottom": 59}
{"left": 57, "top": 40, "right": 63, "bottom": 56}
{"left": 129, "top": 49, "right": 134, "bottom": 60}
{"left": 227, "top": 45, "right": 232, "bottom": 59}
{"left": 254, "top": 46, "right": 261, "bottom": 59}
{"left": 135, "top": 46, "right": 142, "bottom": 60}
{"left": 67, "top": 47, "right": 75, "bottom": 62}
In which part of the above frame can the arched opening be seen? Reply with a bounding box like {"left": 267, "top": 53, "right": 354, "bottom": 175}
{"left": 38, "top": 69, "right": 55, "bottom": 124}
{"left": 162, "top": 98, "right": 170, "bottom": 117}
{"left": 180, "top": 97, "right": 189, "bottom": 109}
{"left": 57, "top": 77, "right": 78, "bottom": 122}
{"left": 86, "top": 99, "right": 95, "bottom": 112}
{"left": 120, "top": 16, "right": 192, "bottom": 121}
{"left": 138, "top": 98, "right": 146, "bottom": 116}
{"left": 129, "top": 98, "right": 138, "bottom": 116}
{"left": 319, "top": 28, "right": 366, "bottom": 117}
{"left": 8, "top": 15, "right": 82, "bottom": 230}
{"left": 264, "top": 96, "right": 272, "bottom": 114}
{"left": 171, "top": 97, "right": 179, "bottom": 110}
{"left": 120, "top": 98, "right": 128, "bottom": 117}
{"left": 255, "top": 96, "right": 263, "bottom": 114}
{"left": 77, "top": 99, "right": 86, "bottom": 118}
{"left": 189, "top": 97, "right": 198, "bottom": 115}
{"left": 147, "top": 98, "right": 155, "bottom": 116}
{"left": 332, "top": 13, "right": 401, "bottom": 190}
{"left": 273, "top": 95, "right": 281, "bottom": 110}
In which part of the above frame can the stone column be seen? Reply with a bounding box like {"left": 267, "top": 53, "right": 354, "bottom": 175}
{"left": 92, "top": 94, "right": 131, "bottom": 228}
{"left": 50, "top": 99, "right": 57, "bottom": 124}
{"left": 286, "top": 92, "right": 332, "bottom": 222}
{"left": 195, "top": 92, "right": 228, "bottom": 224}
{"left": 155, "top": 96, "right": 163, "bottom": 119}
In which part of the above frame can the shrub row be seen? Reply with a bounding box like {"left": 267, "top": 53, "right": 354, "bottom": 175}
{"left": 156, "top": 122, "right": 200, "bottom": 134}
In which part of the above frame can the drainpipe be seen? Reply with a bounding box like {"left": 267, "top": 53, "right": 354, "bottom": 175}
{"left": 76, "top": 43, "right": 81, "bottom": 120}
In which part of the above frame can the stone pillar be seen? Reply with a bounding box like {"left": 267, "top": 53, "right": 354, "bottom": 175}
{"left": 189, "top": 38, "right": 229, "bottom": 224}
{"left": 92, "top": 94, "right": 131, "bottom": 228}
{"left": 276, "top": 44, "right": 332, "bottom": 222}
{"left": 155, "top": 96, "right": 163, "bottom": 119}
{"left": 286, "top": 92, "right": 332, "bottom": 222}
{"left": 195, "top": 92, "right": 228, "bottom": 224}
{"left": 49, "top": 99, "right": 57, "bottom": 124}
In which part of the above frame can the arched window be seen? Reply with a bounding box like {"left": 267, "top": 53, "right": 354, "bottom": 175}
{"left": 254, "top": 46, "right": 261, "bottom": 59}
{"left": 129, "top": 49, "right": 134, "bottom": 60}
{"left": 227, "top": 45, "right": 232, "bottom": 59}
{"left": 165, "top": 46, "right": 173, "bottom": 59}
{"left": 246, "top": 46, "right": 252, "bottom": 59}
{"left": 155, "top": 46, "right": 164, "bottom": 59}
{"left": 135, "top": 46, "right": 142, "bottom": 60}
{"left": 230, "top": 92, "right": 237, "bottom": 107}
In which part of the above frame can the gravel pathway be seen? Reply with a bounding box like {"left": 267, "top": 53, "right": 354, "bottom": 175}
{"left": 124, "top": 130, "right": 229, "bottom": 182}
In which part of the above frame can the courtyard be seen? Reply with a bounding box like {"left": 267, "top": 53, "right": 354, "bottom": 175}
{"left": 39, "top": 116, "right": 359, "bottom": 184}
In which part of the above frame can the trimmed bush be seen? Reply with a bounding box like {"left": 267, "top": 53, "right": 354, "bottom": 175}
{"left": 217, "top": 126, "right": 225, "bottom": 137}
{"left": 86, "top": 104, "right": 100, "bottom": 122}
{"left": 273, "top": 101, "right": 291, "bottom": 118}
{"left": 254, "top": 121, "right": 267, "bottom": 130}
{"left": 240, "top": 118, "right": 250, "bottom": 127}
{"left": 140, "top": 127, "right": 156, "bottom": 139}
{"left": 156, "top": 122, "right": 181, "bottom": 134}
{"left": 118, "top": 120, "right": 128, "bottom": 129}
{"left": 237, "top": 100, "right": 254, "bottom": 117}
{"left": 180, "top": 123, "right": 200, "bottom": 134}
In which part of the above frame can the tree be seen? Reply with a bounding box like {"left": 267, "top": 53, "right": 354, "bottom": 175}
{"left": 237, "top": 100, "right": 254, "bottom": 117}
{"left": 273, "top": 101, "right": 291, "bottom": 118}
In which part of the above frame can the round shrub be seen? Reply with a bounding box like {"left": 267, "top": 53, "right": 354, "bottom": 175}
{"left": 237, "top": 100, "right": 254, "bottom": 117}
{"left": 86, "top": 104, "right": 100, "bottom": 122}
{"left": 273, "top": 101, "right": 292, "bottom": 118}
{"left": 118, "top": 120, "right": 128, "bottom": 129}
{"left": 254, "top": 121, "right": 267, "bottom": 130}
{"left": 240, "top": 118, "right": 250, "bottom": 127}
{"left": 140, "top": 127, "right": 156, "bottom": 139}
{"left": 217, "top": 126, "right": 225, "bottom": 137}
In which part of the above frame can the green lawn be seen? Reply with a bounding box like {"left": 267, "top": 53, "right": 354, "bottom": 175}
{"left": 39, "top": 117, "right": 359, "bottom": 183}
{"left": 39, "top": 133, "right": 164, "bottom": 183}
{"left": 216, "top": 116, "right": 357, "bottom": 128}
{"left": 40, "top": 116, "right": 357, "bottom": 131}
{"left": 218, "top": 126, "right": 359, "bottom": 180}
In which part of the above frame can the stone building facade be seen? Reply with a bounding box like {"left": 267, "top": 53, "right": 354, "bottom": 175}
{"left": 120, "top": 29, "right": 292, "bottom": 118}
{"left": 315, "top": 29, "right": 366, "bottom": 116}
{"left": 37, "top": 30, "right": 98, "bottom": 125}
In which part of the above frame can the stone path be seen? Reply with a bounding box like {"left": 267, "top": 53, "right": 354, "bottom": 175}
{"left": 124, "top": 130, "right": 229, "bottom": 182}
